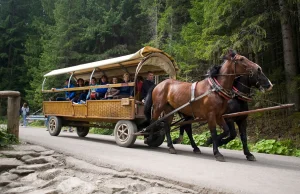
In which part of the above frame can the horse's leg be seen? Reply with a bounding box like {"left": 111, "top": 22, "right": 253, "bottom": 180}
{"left": 237, "top": 119, "right": 256, "bottom": 161}
{"left": 184, "top": 124, "right": 201, "bottom": 153}
{"left": 218, "top": 121, "right": 237, "bottom": 146}
{"left": 208, "top": 114, "right": 225, "bottom": 162}
{"left": 216, "top": 118, "right": 230, "bottom": 144}
{"left": 152, "top": 105, "right": 176, "bottom": 154}
{"left": 173, "top": 125, "right": 184, "bottom": 144}
{"left": 205, "top": 120, "right": 231, "bottom": 147}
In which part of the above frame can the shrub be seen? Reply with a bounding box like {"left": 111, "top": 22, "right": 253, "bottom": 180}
{"left": 0, "top": 128, "right": 18, "bottom": 147}
{"left": 252, "top": 139, "right": 293, "bottom": 156}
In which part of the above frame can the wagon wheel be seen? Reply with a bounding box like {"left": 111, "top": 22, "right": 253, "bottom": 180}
{"left": 47, "top": 116, "right": 62, "bottom": 136}
{"left": 76, "top": 126, "right": 90, "bottom": 137}
{"left": 114, "top": 120, "right": 137, "bottom": 147}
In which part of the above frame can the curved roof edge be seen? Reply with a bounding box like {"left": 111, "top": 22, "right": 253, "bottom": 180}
{"left": 44, "top": 46, "right": 177, "bottom": 78}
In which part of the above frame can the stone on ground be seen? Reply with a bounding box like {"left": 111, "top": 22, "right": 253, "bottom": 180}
{"left": 0, "top": 158, "right": 24, "bottom": 171}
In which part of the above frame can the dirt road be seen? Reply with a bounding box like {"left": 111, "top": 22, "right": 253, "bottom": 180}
{"left": 20, "top": 126, "right": 300, "bottom": 194}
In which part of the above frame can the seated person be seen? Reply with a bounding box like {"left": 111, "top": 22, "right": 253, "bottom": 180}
{"left": 103, "top": 77, "right": 120, "bottom": 99}
{"left": 95, "top": 75, "right": 109, "bottom": 99}
{"left": 118, "top": 73, "right": 134, "bottom": 98}
{"left": 86, "top": 77, "right": 98, "bottom": 100}
{"left": 54, "top": 79, "right": 76, "bottom": 101}
{"left": 72, "top": 78, "right": 87, "bottom": 103}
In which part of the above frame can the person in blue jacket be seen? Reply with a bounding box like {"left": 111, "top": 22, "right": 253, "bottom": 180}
{"left": 96, "top": 75, "right": 109, "bottom": 99}
{"left": 54, "top": 79, "right": 76, "bottom": 101}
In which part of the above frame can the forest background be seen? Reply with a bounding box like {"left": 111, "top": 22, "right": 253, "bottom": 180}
{"left": 0, "top": 0, "right": 300, "bottom": 148}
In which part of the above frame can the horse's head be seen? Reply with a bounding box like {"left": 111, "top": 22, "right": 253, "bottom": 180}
{"left": 223, "top": 51, "right": 273, "bottom": 92}
{"left": 249, "top": 68, "right": 273, "bottom": 92}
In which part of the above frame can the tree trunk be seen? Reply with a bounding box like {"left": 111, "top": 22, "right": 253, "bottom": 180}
{"left": 278, "top": 0, "right": 300, "bottom": 111}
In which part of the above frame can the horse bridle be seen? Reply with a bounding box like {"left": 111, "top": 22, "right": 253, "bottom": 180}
{"left": 207, "top": 54, "right": 257, "bottom": 100}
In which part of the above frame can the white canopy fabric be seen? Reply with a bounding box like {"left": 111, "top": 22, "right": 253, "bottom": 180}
{"left": 44, "top": 46, "right": 178, "bottom": 80}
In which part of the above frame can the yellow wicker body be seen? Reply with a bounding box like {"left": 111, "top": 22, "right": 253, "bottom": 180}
{"left": 43, "top": 99, "right": 135, "bottom": 121}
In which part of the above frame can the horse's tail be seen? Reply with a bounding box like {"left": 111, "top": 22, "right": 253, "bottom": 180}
{"left": 144, "top": 85, "right": 156, "bottom": 123}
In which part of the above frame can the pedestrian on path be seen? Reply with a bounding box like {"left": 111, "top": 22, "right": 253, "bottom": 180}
{"left": 21, "top": 103, "right": 29, "bottom": 127}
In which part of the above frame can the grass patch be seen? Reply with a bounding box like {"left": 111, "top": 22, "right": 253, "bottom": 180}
{"left": 28, "top": 120, "right": 46, "bottom": 127}
{"left": 175, "top": 130, "right": 300, "bottom": 157}
{"left": 0, "top": 127, "right": 19, "bottom": 148}
{"left": 89, "top": 128, "right": 113, "bottom": 135}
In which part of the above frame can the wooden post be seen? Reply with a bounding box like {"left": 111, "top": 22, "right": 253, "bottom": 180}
{"left": 0, "top": 91, "right": 21, "bottom": 139}
{"left": 7, "top": 96, "right": 20, "bottom": 138}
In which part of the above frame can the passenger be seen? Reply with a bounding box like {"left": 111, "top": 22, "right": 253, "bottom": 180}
{"left": 72, "top": 78, "right": 87, "bottom": 103}
{"left": 104, "top": 77, "right": 120, "bottom": 99}
{"left": 86, "top": 77, "right": 97, "bottom": 100}
{"left": 96, "top": 75, "right": 109, "bottom": 99}
{"left": 141, "top": 71, "right": 155, "bottom": 102}
{"left": 118, "top": 73, "right": 134, "bottom": 98}
{"left": 54, "top": 79, "right": 76, "bottom": 101}
{"left": 135, "top": 76, "right": 144, "bottom": 101}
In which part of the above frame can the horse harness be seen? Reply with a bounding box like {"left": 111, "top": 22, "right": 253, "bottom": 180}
{"left": 232, "top": 86, "right": 252, "bottom": 102}
{"left": 189, "top": 77, "right": 252, "bottom": 113}
{"left": 207, "top": 77, "right": 234, "bottom": 100}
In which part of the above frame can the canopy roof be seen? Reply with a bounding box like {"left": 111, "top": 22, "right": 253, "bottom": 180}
{"left": 44, "top": 46, "right": 178, "bottom": 80}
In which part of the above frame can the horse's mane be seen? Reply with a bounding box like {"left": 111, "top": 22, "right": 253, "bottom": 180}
{"left": 207, "top": 50, "right": 236, "bottom": 77}
{"left": 208, "top": 65, "right": 222, "bottom": 77}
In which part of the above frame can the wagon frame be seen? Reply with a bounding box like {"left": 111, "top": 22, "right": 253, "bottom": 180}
{"left": 42, "top": 46, "right": 177, "bottom": 147}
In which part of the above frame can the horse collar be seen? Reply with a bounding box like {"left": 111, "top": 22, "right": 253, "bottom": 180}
{"left": 208, "top": 77, "right": 235, "bottom": 100}
{"left": 232, "top": 86, "right": 252, "bottom": 102}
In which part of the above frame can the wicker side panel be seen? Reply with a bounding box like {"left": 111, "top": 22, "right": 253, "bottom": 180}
{"left": 43, "top": 101, "right": 73, "bottom": 116}
{"left": 87, "top": 100, "right": 134, "bottom": 119}
{"left": 73, "top": 105, "right": 87, "bottom": 117}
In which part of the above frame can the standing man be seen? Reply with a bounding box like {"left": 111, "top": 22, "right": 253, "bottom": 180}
{"left": 141, "top": 71, "right": 155, "bottom": 102}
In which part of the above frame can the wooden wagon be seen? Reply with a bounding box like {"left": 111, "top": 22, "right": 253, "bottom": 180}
{"left": 42, "top": 46, "right": 177, "bottom": 147}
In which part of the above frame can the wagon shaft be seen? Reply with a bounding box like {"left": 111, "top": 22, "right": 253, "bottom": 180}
{"left": 173, "top": 104, "right": 294, "bottom": 126}
{"left": 222, "top": 103, "right": 294, "bottom": 118}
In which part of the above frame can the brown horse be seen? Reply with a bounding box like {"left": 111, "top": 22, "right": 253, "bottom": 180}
{"left": 143, "top": 51, "right": 266, "bottom": 162}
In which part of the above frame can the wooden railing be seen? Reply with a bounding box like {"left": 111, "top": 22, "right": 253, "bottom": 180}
{"left": 42, "top": 82, "right": 135, "bottom": 93}
{"left": 0, "top": 91, "right": 20, "bottom": 138}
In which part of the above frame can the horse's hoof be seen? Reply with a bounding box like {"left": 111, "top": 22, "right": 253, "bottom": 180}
{"left": 246, "top": 155, "right": 256, "bottom": 161}
{"left": 169, "top": 148, "right": 177, "bottom": 154}
{"left": 193, "top": 148, "right": 201, "bottom": 154}
{"left": 172, "top": 138, "right": 180, "bottom": 144}
{"left": 215, "top": 154, "right": 225, "bottom": 162}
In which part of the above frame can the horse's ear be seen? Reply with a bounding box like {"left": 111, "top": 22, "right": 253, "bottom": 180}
{"left": 222, "top": 49, "right": 237, "bottom": 60}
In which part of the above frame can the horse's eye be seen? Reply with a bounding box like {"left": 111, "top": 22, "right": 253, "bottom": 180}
{"left": 240, "top": 57, "right": 244, "bottom": 61}
{"left": 258, "top": 67, "right": 262, "bottom": 73}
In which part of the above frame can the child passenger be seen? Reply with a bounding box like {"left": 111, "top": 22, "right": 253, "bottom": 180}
{"left": 104, "top": 77, "right": 120, "bottom": 99}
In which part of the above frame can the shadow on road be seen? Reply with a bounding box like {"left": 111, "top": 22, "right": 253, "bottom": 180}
{"left": 57, "top": 134, "right": 300, "bottom": 172}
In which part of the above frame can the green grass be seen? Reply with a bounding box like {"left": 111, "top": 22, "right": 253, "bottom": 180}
{"left": 174, "top": 130, "right": 300, "bottom": 157}
{"left": 89, "top": 127, "right": 113, "bottom": 135}
{"left": 0, "top": 127, "right": 19, "bottom": 148}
